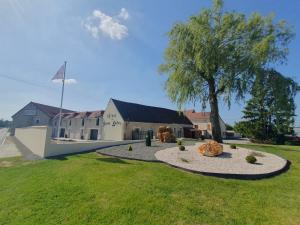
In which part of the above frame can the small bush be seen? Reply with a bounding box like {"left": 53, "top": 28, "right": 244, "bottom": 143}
{"left": 128, "top": 145, "right": 133, "bottom": 151}
{"left": 145, "top": 134, "right": 151, "bottom": 146}
{"left": 177, "top": 139, "right": 182, "bottom": 146}
{"left": 179, "top": 145, "right": 185, "bottom": 151}
{"left": 246, "top": 155, "right": 257, "bottom": 164}
{"left": 230, "top": 144, "right": 237, "bottom": 149}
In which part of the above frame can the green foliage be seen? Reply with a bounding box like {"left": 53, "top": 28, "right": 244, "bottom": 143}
{"left": 177, "top": 139, "right": 183, "bottom": 146}
{"left": 179, "top": 145, "right": 185, "bottom": 151}
{"left": 238, "top": 69, "right": 299, "bottom": 141}
{"left": 230, "top": 144, "right": 237, "bottom": 149}
{"left": 128, "top": 145, "right": 133, "bottom": 151}
{"left": 159, "top": 0, "right": 293, "bottom": 142}
{"left": 0, "top": 119, "right": 11, "bottom": 128}
{"left": 246, "top": 155, "right": 257, "bottom": 164}
{"left": 225, "top": 124, "right": 234, "bottom": 131}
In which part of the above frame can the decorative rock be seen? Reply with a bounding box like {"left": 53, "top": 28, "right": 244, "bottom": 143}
{"left": 198, "top": 140, "right": 223, "bottom": 157}
{"left": 157, "top": 126, "right": 176, "bottom": 143}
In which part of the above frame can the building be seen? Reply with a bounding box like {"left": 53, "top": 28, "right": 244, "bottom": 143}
{"left": 184, "top": 110, "right": 226, "bottom": 138}
{"left": 102, "top": 99, "right": 193, "bottom": 140}
{"left": 11, "top": 102, "right": 74, "bottom": 135}
{"left": 52, "top": 110, "right": 104, "bottom": 140}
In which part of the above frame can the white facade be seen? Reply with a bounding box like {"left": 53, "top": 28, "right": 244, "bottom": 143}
{"left": 52, "top": 111, "right": 104, "bottom": 140}
{"left": 103, "top": 99, "right": 191, "bottom": 141}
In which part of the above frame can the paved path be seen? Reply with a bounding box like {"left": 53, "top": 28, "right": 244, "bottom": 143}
{"left": 0, "top": 136, "right": 22, "bottom": 158}
{"left": 0, "top": 136, "right": 41, "bottom": 160}
{"left": 0, "top": 128, "right": 8, "bottom": 145}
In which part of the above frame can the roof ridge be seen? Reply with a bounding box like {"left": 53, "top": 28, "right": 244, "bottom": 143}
{"left": 111, "top": 98, "right": 182, "bottom": 113}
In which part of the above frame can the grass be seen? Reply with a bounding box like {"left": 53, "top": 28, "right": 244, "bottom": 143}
{"left": 0, "top": 144, "right": 299, "bottom": 225}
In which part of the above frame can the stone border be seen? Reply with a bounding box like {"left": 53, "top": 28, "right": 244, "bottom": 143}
{"left": 162, "top": 159, "right": 291, "bottom": 180}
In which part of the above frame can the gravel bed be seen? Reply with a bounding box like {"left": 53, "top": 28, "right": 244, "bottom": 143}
{"left": 97, "top": 140, "right": 199, "bottom": 161}
{"left": 155, "top": 144, "right": 288, "bottom": 178}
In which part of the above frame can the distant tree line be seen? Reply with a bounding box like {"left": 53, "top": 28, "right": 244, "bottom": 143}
{"left": 0, "top": 119, "right": 12, "bottom": 128}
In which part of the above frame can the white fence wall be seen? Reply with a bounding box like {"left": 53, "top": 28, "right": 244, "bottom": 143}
{"left": 15, "top": 126, "right": 50, "bottom": 157}
{"left": 15, "top": 126, "right": 140, "bottom": 158}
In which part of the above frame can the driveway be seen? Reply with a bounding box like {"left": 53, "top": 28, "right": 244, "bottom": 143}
{"left": 0, "top": 128, "right": 8, "bottom": 145}
{"left": 0, "top": 130, "right": 22, "bottom": 158}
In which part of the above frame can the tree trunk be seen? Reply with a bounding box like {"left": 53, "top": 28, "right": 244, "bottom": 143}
{"left": 208, "top": 80, "right": 223, "bottom": 143}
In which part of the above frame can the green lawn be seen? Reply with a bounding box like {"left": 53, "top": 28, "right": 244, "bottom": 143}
{"left": 0, "top": 144, "right": 299, "bottom": 225}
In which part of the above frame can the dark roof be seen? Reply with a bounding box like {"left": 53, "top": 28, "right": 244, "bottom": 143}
{"left": 32, "top": 102, "right": 74, "bottom": 117}
{"left": 111, "top": 99, "right": 192, "bottom": 125}
{"left": 12, "top": 102, "right": 75, "bottom": 118}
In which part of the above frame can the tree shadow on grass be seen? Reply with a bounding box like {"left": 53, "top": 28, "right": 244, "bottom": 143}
{"left": 96, "top": 157, "right": 131, "bottom": 164}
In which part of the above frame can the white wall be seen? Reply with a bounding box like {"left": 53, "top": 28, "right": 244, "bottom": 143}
{"left": 14, "top": 126, "right": 139, "bottom": 158}
{"left": 102, "top": 99, "right": 124, "bottom": 140}
{"left": 15, "top": 126, "right": 50, "bottom": 157}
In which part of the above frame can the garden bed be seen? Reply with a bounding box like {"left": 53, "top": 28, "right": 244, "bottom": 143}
{"left": 155, "top": 144, "right": 289, "bottom": 179}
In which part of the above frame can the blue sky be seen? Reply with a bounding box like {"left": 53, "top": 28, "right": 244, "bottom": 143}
{"left": 0, "top": 0, "right": 299, "bottom": 126}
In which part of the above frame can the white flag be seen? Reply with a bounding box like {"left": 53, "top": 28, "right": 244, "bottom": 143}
{"left": 52, "top": 64, "right": 65, "bottom": 80}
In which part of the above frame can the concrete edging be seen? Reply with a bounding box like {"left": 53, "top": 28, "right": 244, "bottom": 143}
{"left": 161, "top": 159, "right": 291, "bottom": 180}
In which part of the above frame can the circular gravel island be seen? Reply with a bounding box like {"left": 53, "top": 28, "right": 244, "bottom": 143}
{"left": 155, "top": 143, "right": 289, "bottom": 179}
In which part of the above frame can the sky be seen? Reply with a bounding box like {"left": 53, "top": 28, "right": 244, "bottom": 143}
{"left": 0, "top": 0, "right": 299, "bottom": 127}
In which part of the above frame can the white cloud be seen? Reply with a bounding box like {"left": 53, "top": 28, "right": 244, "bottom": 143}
{"left": 52, "top": 79, "right": 77, "bottom": 85}
{"left": 82, "top": 8, "right": 129, "bottom": 40}
{"left": 118, "top": 8, "right": 129, "bottom": 20}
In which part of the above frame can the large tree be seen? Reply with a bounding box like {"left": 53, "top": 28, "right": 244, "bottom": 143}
{"left": 235, "top": 69, "right": 299, "bottom": 142}
{"left": 159, "top": 0, "right": 293, "bottom": 142}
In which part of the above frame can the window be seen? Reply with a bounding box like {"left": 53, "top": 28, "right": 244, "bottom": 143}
{"left": 36, "top": 119, "right": 39, "bottom": 124}
{"left": 82, "top": 119, "right": 85, "bottom": 127}
{"left": 194, "top": 125, "right": 198, "bottom": 129}
{"left": 69, "top": 120, "right": 72, "bottom": 126}
{"left": 96, "top": 118, "right": 100, "bottom": 126}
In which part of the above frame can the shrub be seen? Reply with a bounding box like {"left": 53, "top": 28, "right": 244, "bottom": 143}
{"left": 246, "top": 155, "right": 257, "bottom": 164}
{"left": 128, "top": 145, "right": 133, "bottom": 151}
{"left": 177, "top": 139, "right": 182, "bottom": 146}
{"left": 145, "top": 132, "right": 151, "bottom": 146}
{"left": 230, "top": 144, "right": 237, "bottom": 149}
{"left": 179, "top": 145, "right": 185, "bottom": 151}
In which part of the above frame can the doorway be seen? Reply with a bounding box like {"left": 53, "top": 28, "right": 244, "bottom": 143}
{"left": 59, "top": 128, "right": 65, "bottom": 138}
{"left": 90, "top": 129, "right": 98, "bottom": 140}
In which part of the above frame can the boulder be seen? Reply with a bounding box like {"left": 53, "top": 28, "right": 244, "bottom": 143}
{"left": 157, "top": 126, "right": 176, "bottom": 143}
{"left": 198, "top": 140, "right": 223, "bottom": 157}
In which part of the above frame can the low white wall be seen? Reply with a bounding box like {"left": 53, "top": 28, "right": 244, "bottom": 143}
{"left": 15, "top": 126, "right": 50, "bottom": 157}
{"left": 15, "top": 126, "right": 141, "bottom": 158}
{"left": 45, "top": 140, "right": 139, "bottom": 157}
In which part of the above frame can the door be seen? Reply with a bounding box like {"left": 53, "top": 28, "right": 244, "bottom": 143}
{"left": 59, "top": 128, "right": 65, "bottom": 138}
{"left": 90, "top": 129, "right": 98, "bottom": 140}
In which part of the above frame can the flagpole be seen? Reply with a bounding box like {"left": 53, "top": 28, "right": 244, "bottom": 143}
{"left": 57, "top": 61, "right": 67, "bottom": 138}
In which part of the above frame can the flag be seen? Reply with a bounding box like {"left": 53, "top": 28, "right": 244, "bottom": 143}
{"left": 52, "top": 64, "right": 65, "bottom": 80}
